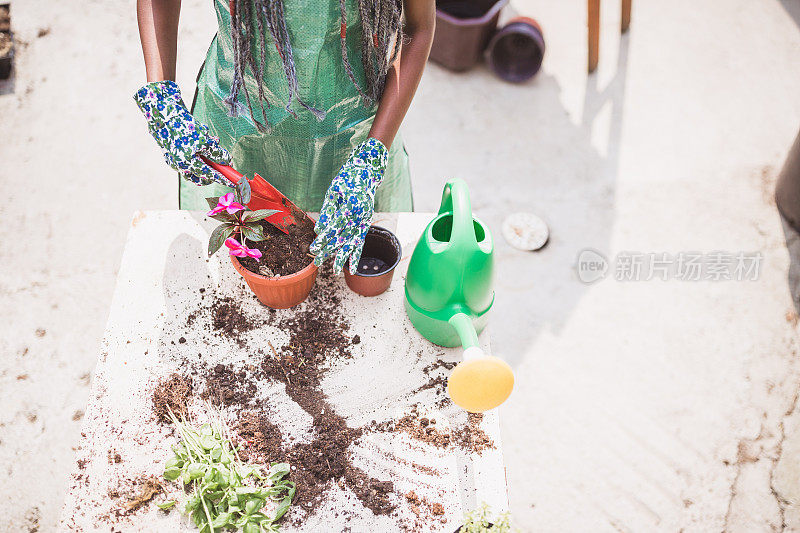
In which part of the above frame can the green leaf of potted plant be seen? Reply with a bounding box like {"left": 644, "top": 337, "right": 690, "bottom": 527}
{"left": 206, "top": 179, "right": 318, "bottom": 309}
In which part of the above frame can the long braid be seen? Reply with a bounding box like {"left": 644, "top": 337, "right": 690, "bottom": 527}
{"left": 224, "top": 0, "right": 245, "bottom": 116}
{"left": 357, "top": 0, "right": 379, "bottom": 99}
{"left": 381, "top": 0, "right": 403, "bottom": 94}
{"left": 248, "top": 0, "right": 271, "bottom": 132}
{"left": 237, "top": 0, "right": 270, "bottom": 132}
{"left": 386, "top": 0, "right": 402, "bottom": 67}
{"left": 339, "top": 0, "right": 373, "bottom": 104}
{"left": 258, "top": 0, "right": 326, "bottom": 120}
{"left": 373, "top": 0, "right": 391, "bottom": 101}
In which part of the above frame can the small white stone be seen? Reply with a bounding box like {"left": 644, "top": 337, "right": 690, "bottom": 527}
{"left": 501, "top": 212, "right": 549, "bottom": 251}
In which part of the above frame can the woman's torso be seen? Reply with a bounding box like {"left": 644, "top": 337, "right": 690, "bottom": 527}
{"left": 185, "top": 0, "right": 412, "bottom": 213}
{"left": 201, "top": 0, "right": 375, "bottom": 138}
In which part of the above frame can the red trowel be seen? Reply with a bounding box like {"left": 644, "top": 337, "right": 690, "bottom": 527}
{"left": 200, "top": 156, "right": 310, "bottom": 234}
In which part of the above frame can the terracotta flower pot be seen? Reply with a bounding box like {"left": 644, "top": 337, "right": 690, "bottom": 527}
{"left": 230, "top": 255, "right": 318, "bottom": 309}
{"left": 344, "top": 226, "right": 402, "bottom": 297}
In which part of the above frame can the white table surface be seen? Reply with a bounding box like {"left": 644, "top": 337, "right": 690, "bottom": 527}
{"left": 58, "top": 211, "right": 508, "bottom": 532}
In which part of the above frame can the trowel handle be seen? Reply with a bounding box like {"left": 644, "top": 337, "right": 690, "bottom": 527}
{"left": 200, "top": 156, "right": 243, "bottom": 186}
{"left": 439, "top": 179, "right": 479, "bottom": 246}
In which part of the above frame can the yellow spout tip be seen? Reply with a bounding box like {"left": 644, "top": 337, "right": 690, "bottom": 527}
{"left": 447, "top": 357, "right": 514, "bottom": 413}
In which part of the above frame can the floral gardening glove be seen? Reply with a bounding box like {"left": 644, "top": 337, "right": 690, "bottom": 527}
{"left": 311, "top": 137, "right": 388, "bottom": 274}
{"left": 134, "top": 80, "right": 231, "bottom": 186}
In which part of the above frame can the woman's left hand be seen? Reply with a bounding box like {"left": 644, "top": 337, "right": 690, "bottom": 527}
{"left": 310, "top": 138, "right": 388, "bottom": 274}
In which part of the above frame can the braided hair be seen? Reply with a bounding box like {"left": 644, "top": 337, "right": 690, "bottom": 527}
{"left": 226, "top": 0, "right": 402, "bottom": 132}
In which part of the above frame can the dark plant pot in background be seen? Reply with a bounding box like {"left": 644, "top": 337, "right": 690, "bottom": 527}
{"left": 486, "top": 16, "right": 545, "bottom": 83}
{"left": 429, "top": 0, "right": 509, "bottom": 72}
{"left": 0, "top": 3, "right": 13, "bottom": 80}
{"left": 776, "top": 129, "right": 800, "bottom": 234}
{"left": 344, "top": 226, "right": 402, "bottom": 297}
{"left": 0, "top": 32, "right": 13, "bottom": 80}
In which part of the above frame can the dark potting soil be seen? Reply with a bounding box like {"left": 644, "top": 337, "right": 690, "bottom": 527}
{"left": 237, "top": 216, "right": 315, "bottom": 277}
{"left": 172, "top": 267, "right": 398, "bottom": 520}
{"left": 451, "top": 413, "right": 495, "bottom": 453}
{"left": 413, "top": 358, "right": 457, "bottom": 409}
{"left": 209, "top": 295, "right": 265, "bottom": 346}
{"left": 152, "top": 373, "right": 192, "bottom": 424}
{"left": 236, "top": 411, "right": 285, "bottom": 462}
{"left": 202, "top": 363, "right": 257, "bottom": 409}
{"left": 249, "top": 268, "right": 397, "bottom": 517}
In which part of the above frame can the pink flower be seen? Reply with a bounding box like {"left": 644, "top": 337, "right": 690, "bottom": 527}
{"left": 224, "top": 238, "right": 262, "bottom": 259}
{"left": 207, "top": 193, "right": 245, "bottom": 216}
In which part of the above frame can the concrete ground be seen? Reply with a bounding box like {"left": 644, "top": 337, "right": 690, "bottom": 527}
{"left": 1, "top": 0, "right": 799, "bottom": 531}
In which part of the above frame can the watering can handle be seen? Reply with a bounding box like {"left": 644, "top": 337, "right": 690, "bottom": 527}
{"left": 438, "top": 179, "right": 478, "bottom": 246}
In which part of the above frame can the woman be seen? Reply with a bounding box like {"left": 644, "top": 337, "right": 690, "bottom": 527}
{"left": 134, "top": 0, "right": 434, "bottom": 272}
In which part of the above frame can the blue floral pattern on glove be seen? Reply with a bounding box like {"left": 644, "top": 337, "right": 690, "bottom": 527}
{"left": 311, "top": 137, "right": 387, "bottom": 274}
{"left": 134, "top": 81, "right": 232, "bottom": 186}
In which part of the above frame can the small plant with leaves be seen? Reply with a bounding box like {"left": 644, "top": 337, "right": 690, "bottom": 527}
{"left": 161, "top": 407, "right": 294, "bottom": 533}
{"left": 461, "top": 503, "right": 513, "bottom": 533}
{"left": 206, "top": 178, "right": 279, "bottom": 261}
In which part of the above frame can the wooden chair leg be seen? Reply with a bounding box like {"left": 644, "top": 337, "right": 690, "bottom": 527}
{"left": 588, "top": 0, "right": 600, "bottom": 73}
{"left": 621, "top": 0, "right": 631, "bottom": 33}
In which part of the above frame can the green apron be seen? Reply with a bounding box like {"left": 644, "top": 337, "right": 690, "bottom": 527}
{"left": 180, "top": 0, "right": 413, "bottom": 213}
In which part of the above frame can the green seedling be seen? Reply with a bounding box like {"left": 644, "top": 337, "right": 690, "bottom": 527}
{"left": 461, "top": 503, "right": 514, "bottom": 533}
{"left": 163, "top": 407, "right": 294, "bottom": 533}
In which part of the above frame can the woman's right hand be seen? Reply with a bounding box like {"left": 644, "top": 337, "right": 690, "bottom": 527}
{"left": 134, "top": 80, "right": 232, "bottom": 186}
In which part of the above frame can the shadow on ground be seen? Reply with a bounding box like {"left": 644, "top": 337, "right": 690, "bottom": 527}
{"left": 409, "top": 34, "right": 630, "bottom": 367}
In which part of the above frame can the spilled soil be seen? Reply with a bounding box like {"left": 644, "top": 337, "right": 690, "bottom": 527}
{"left": 451, "top": 413, "right": 495, "bottom": 453}
{"left": 209, "top": 295, "right": 268, "bottom": 347}
{"left": 249, "top": 270, "right": 396, "bottom": 517}
{"left": 123, "top": 477, "right": 162, "bottom": 512}
{"left": 159, "top": 267, "right": 399, "bottom": 520}
{"left": 236, "top": 215, "right": 315, "bottom": 277}
{"left": 151, "top": 373, "right": 192, "bottom": 424}
{"left": 374, "top": 405, "right": 495, "bottom": 453}
{"left": 406, "top": 490, "right": 446, "bottom": 527}
{"left": 150, "top": 263, "right": 492, "bottom": 525}
{"left": 202, "top": 363, "right": 258, "bottom": 408}
{"left": 415, "top": 359, "right": 457, "bottom": 409}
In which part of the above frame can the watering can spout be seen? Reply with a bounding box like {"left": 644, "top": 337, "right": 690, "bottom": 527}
{"left": 446, "top": 313, "right": 514, "bottom": 413}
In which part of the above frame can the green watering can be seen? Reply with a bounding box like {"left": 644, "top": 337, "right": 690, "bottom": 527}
{"left": 404, "top": 179, "right": 514, "bottom": 412}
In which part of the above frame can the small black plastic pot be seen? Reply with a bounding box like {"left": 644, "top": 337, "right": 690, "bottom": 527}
{"left": 344, "top": 225, "right": 402, "bottom": 297}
